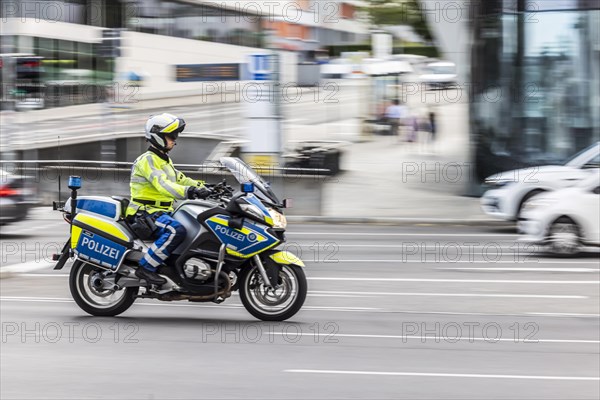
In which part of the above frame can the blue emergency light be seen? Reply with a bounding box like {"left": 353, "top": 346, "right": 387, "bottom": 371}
{"left": 68, "top": 176, "right": 82, "bottom": 190}
{"left": 242, "top": 182, "right": 255, "bottom": 193}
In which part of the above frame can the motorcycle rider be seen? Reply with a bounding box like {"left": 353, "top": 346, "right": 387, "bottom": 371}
{"left": 127, "top": 113, "right": 211, "bottom": 285}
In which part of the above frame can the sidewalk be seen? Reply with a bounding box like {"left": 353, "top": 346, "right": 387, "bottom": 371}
{"left": 284, "top": 101, "right": 489, "bottom": 222}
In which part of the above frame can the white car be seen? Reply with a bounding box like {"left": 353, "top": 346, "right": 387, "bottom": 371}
{"left": 518, "top": 170, "right": 600, "bottom": 256}
{"left": 418, "top": 61, "right": 457, "bottom": 89}
{"left": 481, "top": 142, "right": 600, "bottom": 221}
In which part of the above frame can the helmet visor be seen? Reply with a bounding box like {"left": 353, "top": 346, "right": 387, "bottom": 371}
{"left": 165, "top": 130, "right": 179, "bottom": 141}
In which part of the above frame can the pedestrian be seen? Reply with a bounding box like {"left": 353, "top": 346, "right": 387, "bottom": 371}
{"left": 408, "top": 114, "right": 419, "bottom": 143}
{"left": 429, "top": 111, "right": 437, "bottom": 143}
{"left": 385, "top": 99, "right": 407, "bottom": 140}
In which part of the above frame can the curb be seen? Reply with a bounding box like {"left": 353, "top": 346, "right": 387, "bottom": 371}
{"left": 0, "top": 270, "right": 16, "bottom": 279}
{"left": 286, "top": 216, "right": 513, "bottom": 227}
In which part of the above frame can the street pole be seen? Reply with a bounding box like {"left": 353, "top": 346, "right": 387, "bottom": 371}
{"left": 242, "top": 31, "right": 282, "bottom": 173}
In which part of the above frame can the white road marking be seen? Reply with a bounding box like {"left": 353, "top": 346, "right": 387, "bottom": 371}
{"left": 296, "top": 244, "right": 523, "bottom": 248}
{"left": 438, "top": 267, "right": 600, "bottom": 272}
{"left": 526, "top": 312, "right": 600, "bottom": 318}
{"left": 305, "top": 260, "right": 599, "bottom": 264}
{"left": 269, "top": 332, "right": 600, "bottom": 345}
{"left": 308, "top": 291, "right": 587, "bottom": 299}
{"left": 17, "top": 274, "right": 600, "bottom": 286}
{"left": 3, "top": 292, "right": 597, "bottom": 317}
{"left": 4, "top": 294, "right": 597, "bottom": 317}
{"left": 288, "top": 233, "right": 520, "bottom": 237}
{"left": 308, "top": 277, "right": 599, "bottom": 284}
{"left": 0, "top": 296, "right": 379, "bottom": 312}
{"left": 278, "top": 333, "right": 600, "bottom": 344}
{"left": 284, "top": 369, "right": 600, "bottom": 381}
{"left": 374, "top": 310, "right": 600, "bottom": 318}
{"left": 1, "top": 296, "right": 597, "bottom": 343}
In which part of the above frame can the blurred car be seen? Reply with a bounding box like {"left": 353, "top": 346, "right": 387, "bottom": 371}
{"left": 518, "top": 170, "right": 600, "bottom": 256}
{"left": 0, "top": 168, "right": 35, "bottom": 225}
{"left": 320, "top": 59, "right": 353, "bottom": 79}
{"left": 418, "top": 61, "right": 457, "bottom": 89}
{"left": 481, "top": 142, "right": 600, "bottom": 221}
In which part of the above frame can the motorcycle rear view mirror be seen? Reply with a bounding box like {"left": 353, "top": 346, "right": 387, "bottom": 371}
{"left": 282, "top": 198, "right": 293, "bottom": 209}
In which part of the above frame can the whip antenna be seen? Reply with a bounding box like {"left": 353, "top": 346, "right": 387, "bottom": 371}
{"left": 58, "top": 135, "right": 62, "bottom": 203}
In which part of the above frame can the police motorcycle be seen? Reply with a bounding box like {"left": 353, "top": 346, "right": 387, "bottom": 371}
{"left": 53, "top": 157, "right": 307, "bottom": 321}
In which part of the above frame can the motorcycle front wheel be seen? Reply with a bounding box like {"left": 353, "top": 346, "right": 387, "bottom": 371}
{"left": 239, "top": 263, "right": 307, "bottom": 321}
{"left": 69, "top": 260, "right": 138, "bottom": 317}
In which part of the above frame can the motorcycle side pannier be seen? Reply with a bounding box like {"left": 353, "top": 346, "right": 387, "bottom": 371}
{"left": 71, "top": 207, "right": 135, "bottom": 271}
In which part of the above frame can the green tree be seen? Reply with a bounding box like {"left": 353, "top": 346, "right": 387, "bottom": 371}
{"left": 362, "top": 0, "right": 433, "bottom": 42}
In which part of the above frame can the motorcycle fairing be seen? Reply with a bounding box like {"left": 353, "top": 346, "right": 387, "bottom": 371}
{"left": 268, "top": 251, "right": 305, "bottom": 267}
{"left": 205, "top": 214, "right": 280, "bottom": 259}
{"left": 244, "top": 194, "right": 274, "bottom": 226}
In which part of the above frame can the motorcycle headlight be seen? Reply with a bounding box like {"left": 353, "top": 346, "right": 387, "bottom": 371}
{"left": 268, "top": 208, "right": 287, "bottom": 229}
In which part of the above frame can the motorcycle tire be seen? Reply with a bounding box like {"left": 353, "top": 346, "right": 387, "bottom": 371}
{"left": 69, "top": 260, "right": 138, "bottom": 317}
{"left": 239, "top": 263, "right": 307, "bottom": 321}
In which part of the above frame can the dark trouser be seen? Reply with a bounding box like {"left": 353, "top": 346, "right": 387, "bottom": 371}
{"left": 388, "top": 120, "right": 399, "bottom": 136}
{"left": 139, "top": 213, "right": 186, "bottom": 271}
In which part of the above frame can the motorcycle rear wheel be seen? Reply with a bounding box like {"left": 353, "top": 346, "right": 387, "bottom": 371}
{"left": 69, "top": 260, "right": 138, "bottom": 317}
{"left": 239, "top": 263, "right": 307, "bottom": 321}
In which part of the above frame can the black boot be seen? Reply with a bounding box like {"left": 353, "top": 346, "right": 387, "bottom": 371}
{"left": 135, "top": 267, "right": 167, "bottom": 286}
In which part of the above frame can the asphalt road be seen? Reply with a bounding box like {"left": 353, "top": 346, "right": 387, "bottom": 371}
{"left": 1, "top": 209, "right": 599, "bottom": 399}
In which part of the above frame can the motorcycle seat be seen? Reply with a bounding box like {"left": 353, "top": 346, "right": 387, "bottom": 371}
{"left": 111, "top": 196, "right": 131, "bottom": 219}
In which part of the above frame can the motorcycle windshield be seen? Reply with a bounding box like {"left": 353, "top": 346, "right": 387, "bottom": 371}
{"left": 220, "top": 157, "right": 281, "bottom": 206}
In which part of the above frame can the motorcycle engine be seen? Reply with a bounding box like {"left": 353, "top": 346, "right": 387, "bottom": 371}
{"left": 183, "top": 258, "right": 213, "bottom": 282}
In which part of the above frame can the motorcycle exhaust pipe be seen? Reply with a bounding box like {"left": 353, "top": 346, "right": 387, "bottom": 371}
{"left": 141, "top": 271, "right": 232, "bottom": 302}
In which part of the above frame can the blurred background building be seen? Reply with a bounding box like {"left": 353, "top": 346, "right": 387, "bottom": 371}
{"left": 0, "top": 0, "right": 369, "bottom": 106}
{"left": 468, "top": 0, "right": 600, "bottom": 179}
{"left": 1, "top": 0, "right": 598, "bottom": 185}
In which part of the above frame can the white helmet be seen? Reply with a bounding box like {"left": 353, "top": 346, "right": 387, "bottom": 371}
{"left": 145, "top": 113, "right": 186, "bottom": 151}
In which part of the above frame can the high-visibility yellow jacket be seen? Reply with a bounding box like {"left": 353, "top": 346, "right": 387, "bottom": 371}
{"left": 127, "top": 147, "right": 204, "bottom": 215}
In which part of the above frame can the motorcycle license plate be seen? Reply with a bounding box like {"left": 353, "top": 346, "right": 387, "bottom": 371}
{"left": 75, "top": 230, "right": 127, "bottom": 270}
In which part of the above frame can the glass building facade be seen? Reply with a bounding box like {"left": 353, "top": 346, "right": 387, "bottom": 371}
{"left": 471, "top": 0, "right": 600, "bottom": 180}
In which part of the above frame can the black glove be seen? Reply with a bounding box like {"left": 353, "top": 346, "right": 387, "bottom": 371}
{"left": 187, "top": 186, "right": 211, "bottom": 200}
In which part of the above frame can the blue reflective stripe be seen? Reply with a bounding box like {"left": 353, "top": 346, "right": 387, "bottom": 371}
{"left": 246, "top": 194, "right": 271, "bottom": 217}
{"left": 140, "top": 214, "right": 186, "bottom": 271}
{"left": 76, "top": 199, "right": 118, "bottom": 219}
